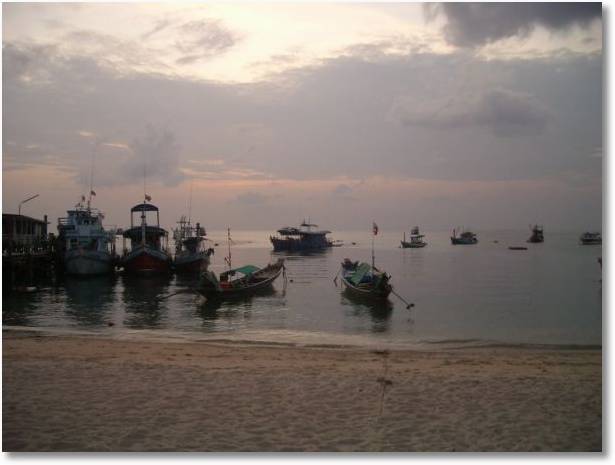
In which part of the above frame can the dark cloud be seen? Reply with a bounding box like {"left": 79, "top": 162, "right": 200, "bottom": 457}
{"left": 174, "top": 19, "right": 239, "bottom": 64}
{"left": 392, "top": 88, "right": 550, "bottom": 137}
{"left": 426, "top": 3, "right": 601, "bottom": 47}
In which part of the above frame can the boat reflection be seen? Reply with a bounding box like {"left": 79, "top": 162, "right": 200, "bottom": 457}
{"left": 196, "top": 285, "right": 279, "bottom": 317}
{"left": 63, "top": 274, "right": 118, "bottom": 326}
{"left": 121, "top": 273, "right": 172, "bottom": 328}
{"left": 340, "top": 291, "right": 393, "bottom": 333}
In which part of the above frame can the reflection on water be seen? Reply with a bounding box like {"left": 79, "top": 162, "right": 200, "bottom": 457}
{"left": 2, "top": 230, "right": 603, "bottom": 347}
{"left": 63, "top": 274, "right": 118, "bottom": 327}
{"left": 122, "top": 274, "right": 172, "bottom": 328}
{"left": 340, "top": 292, "right": 394, "bottom": 333}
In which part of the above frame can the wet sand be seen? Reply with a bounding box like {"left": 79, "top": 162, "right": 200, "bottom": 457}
{"left": 3, "top": 330, "right": 602, "bottom": 452}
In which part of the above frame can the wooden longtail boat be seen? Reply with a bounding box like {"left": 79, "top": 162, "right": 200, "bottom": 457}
{"left": 340, "top": 259, "right": 392, "bottom": 299}
{"left": 198, "top": 229, "right": 285, "bottom": 297}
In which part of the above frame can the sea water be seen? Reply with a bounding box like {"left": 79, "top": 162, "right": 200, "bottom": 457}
{"left": 2, "top": 230, "right": 602, "bottom": 349}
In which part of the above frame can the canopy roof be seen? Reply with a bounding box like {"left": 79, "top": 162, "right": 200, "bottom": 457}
{"left": 222, "top": 264, "right": 260, "bottom": 276}
{"left": 349, "top": 262, "right": 372, "bottom": 286}
{"left": 131, "top": 203, "right": 159, "bottom": 212}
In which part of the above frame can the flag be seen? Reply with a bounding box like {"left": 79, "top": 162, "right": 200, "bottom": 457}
{"left": 145, "top": 194, "right": 152, "bottom": 201}
{"left": 373, "top": 222, "right": 379, "bottom": 235}
{"left": 90, "top": 190, "right": 96, "bottom": 196}
{"left": 81, "top": 195, "right": 86, "bottom": 202}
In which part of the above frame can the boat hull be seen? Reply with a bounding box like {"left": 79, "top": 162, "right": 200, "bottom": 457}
{"left": 451, "top": 238, "right": 478, "bottom": 245}
{"left": 270, "top": 237, "right": 331, "bottom": 252}
{"left": 65, "top": 250, "right": 114, "bottom": 276}
{"left": 174, "top": 252, "right": 211, "bottom": 273}
{"left": 580, "top": 239, "right": 602, "bottom": 245}
{"left": 401, "top": 241, "right": 427, "bottom": 248}
{"left": 121, "top": 246, "right": 171, "bottom": 274}
{"left": 341, "top": 276, "right": 392, "bottom": 299}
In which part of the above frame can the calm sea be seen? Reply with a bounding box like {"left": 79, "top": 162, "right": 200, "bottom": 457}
{"left": 3, "top": 230, "right": 602, "bottom": 349}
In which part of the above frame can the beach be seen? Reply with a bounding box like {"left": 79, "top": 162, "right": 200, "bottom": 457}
{"left": 3, "top": 330, "right": 602, "bottom": 452}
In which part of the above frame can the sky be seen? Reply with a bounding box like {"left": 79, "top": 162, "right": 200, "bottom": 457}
{"left": 2, "top": 2, "right": 603, "bottom": 233}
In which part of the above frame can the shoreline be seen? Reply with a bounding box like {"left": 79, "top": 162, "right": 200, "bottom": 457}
{"left": 3, "top": 329, "right": 602, "bottom": 452}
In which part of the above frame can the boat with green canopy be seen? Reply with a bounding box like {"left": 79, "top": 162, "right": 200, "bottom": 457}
{"left": 199, "top": 229, "right": 285, "bottom": 297}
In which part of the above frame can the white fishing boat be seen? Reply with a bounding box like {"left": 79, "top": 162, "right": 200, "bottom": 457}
{"left": 401, "top": 226, "right": 427, "bottom": 248}
{"left": 57, "top": 193, "right": 116, "bottom": 275}
{"left": 173, "top": 216, "right": 213, "bottom": 273}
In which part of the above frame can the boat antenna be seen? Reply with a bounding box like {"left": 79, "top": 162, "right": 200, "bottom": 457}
{"left": 143, "top": 162, "right": 147, "bottom": 203}
{"left": 371, "top": 221, "right": 377, "bottom": 270}
{"left": 188, "top": 180, "right": 193, "bottom": 225}
{"left": 227, "top": 227, "right": 232, "bottom": 271}
{"left": 87, "top": 139, "right": 98, "bottom": 210}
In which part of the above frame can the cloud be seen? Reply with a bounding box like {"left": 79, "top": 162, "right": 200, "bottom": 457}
{"left": 175, "top": 19, "right": 239, "bottom": 65}
{"left": 426, "top": 3, "right": 601, "bottom": 47}
{"left": 391, "top": 88, "right": 550, "bottom": 137}
{"left": 233, "top": 191, "right": 269, "bottom": 205}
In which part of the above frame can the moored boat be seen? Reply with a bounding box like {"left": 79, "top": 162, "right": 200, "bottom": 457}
{"left": 580, "top": 232, "right": 601, "bottom": 245}
{"left": 120, "top": 197, "right": 172, "bottom": 274}
{"left": 527, "top": 224, "right": 544, "bottom": 243}
{"left": 451, "top": 228, "right": 478, "bottom": 245}
{"left": 199, "top": 229, "right": 285, "bottom": 297}
{"left": 401, "top": 226, "right": 427, "bottom": 248}
{"left": 270, "top": 220, "right": 333, "bottom": 251}
{"left": 173, "top": 216, "right": 214, "bottom": 273}
{"left": 340, "top": 259, "right": 392, "bottom": 299}
{"left": 57, "top": 194, "right": 116, "bottom": 276}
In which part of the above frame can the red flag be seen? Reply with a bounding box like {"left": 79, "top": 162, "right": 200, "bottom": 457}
{"left": 373, "top": 222, "right": 379, "bottom": 235}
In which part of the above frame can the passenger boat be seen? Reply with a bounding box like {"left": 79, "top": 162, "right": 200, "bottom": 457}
{"left": 199, "top": 229, "right": 285, "bottom": 297}
{"left": 57, "top": 194, "right": 116, "bottom": 276}
{"left": 527, "top": 224, "right": 544, "bottom": 243}
{"left": 120, "top": 197, "right": 172, "bottom": 274}
{"left": 172, "top": 216, "right": 214, "bottom": 273}
{"left": 451, "top": 228, "right": 478, "bottom": 245}
{"left": 401, "top": 226, "right": 427, "bottom": 248}
{"left": 580, "top": 232, "right": 602, "bottom": 245}
{"left": 270, "top": 221, "right": 333, "bottom": 251}
{"left": 340, "top": 259, "right": 392, "bottom": 299}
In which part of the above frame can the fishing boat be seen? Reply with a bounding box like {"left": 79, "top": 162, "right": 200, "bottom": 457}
{"left": 57, "top": 193, "right": 116, "bottom": 275}
{"left": 340, "top": 259, "right": 392, "bottom": 299}
{"left": 173, "top": 216, "right": 214, "bottom": 273}
{"left": 527, "top": 224, "right": 544, "bottom": 243}
{"left": 270, "top": 220, "right": 333, "bottom": 251}
{"left": 199, "top": 229, "right": 285, "bottom": 297}
{"left": 451, "top": 228, "right": 478, "bottom": 245}
{"left": 401, "top": 226, "right": 427, "bottom": 248}
{"left": 338, "top": 222, "right": 393, "bottom": 299}
{"left": 580, "top": 232, "right": 602, "bottom": 245}
{"left": 120, "top": 196, "right": 172, "bottom": 274}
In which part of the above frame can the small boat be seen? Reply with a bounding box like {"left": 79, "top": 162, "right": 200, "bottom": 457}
{"left": 199, "top": 229, "right": 285, "bottom": 297}
{"left": 508, "top": 246, "right": 528, "bottom": 251}
{"left": 340, "top": 259, "right": 392, "bottom": 299}
{"left": 120, "top": 197, "right": 172, "bottom": 274}
{"left": 57, "top": 194, "right": 116, "bottom": 276}
{"left": 270, "top": 220, "right": 333, "bottom": 251}
{"left": 451, "top": 228, "right": 478, "bottom": 245}
{"left": 580, "top": 232, "right": 602, "bottom": 245}
{"left": 173, "top": 216, "right": 214, "bottom": 273}
{"left": 527, "top": 224, "right": 544, "bottom": 243}
{"left": 401, "top": 226, "right": 427, "bottom": 248}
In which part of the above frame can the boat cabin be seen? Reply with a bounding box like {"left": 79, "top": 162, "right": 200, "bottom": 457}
{"left": 122, "top": 202, "right": 168, "bottom": 252}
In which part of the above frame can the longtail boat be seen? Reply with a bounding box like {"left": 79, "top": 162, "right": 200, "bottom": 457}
{"left": 340, "top": 259, "right": 392, "bottom": 299}
{"left": 199, "top": 228, "right": 285, "bottom": 297}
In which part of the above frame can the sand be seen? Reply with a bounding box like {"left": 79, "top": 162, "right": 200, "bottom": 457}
{"left": 2, "top": 330, "right": 602, "bottom": 452}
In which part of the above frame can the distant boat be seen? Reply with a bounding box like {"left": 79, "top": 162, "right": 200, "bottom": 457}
{"left": 527, "top": 224, "right": 544, "bottom": 243}
{"left": 57, "top": 194, "right": 116, "bottom": 276}
{"left": 401, "top": 226, "right": 427, "bottom": 248}
{"left": 580, "top": 232, "right": 602, "bottom": 245}
{"left": 199, "top": 229, "right": 284, "bottom": 297}
{"left": 508, "top": 246, "right": 528, "bottom": 251}
{"left": 451, "top": 228, "right": 478, "bottom": 245}
{"left": 120, "top": 197, "right": 172, "bottom": 274}
{"left": 340, "top": 259, "right": 392, "bottom": 299}
{"left": 173, "top": 216, "right": 213, "bottom": 273}
{"left": 270, "top": 220, "right": 333, "bottom": 251}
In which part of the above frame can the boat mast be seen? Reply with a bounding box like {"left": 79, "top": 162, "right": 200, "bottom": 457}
{"left": 227, "top": 227, "right": 232, "bottom": 271}
{"left": 371, "top": 221, "right": 376, "bottom": 270}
